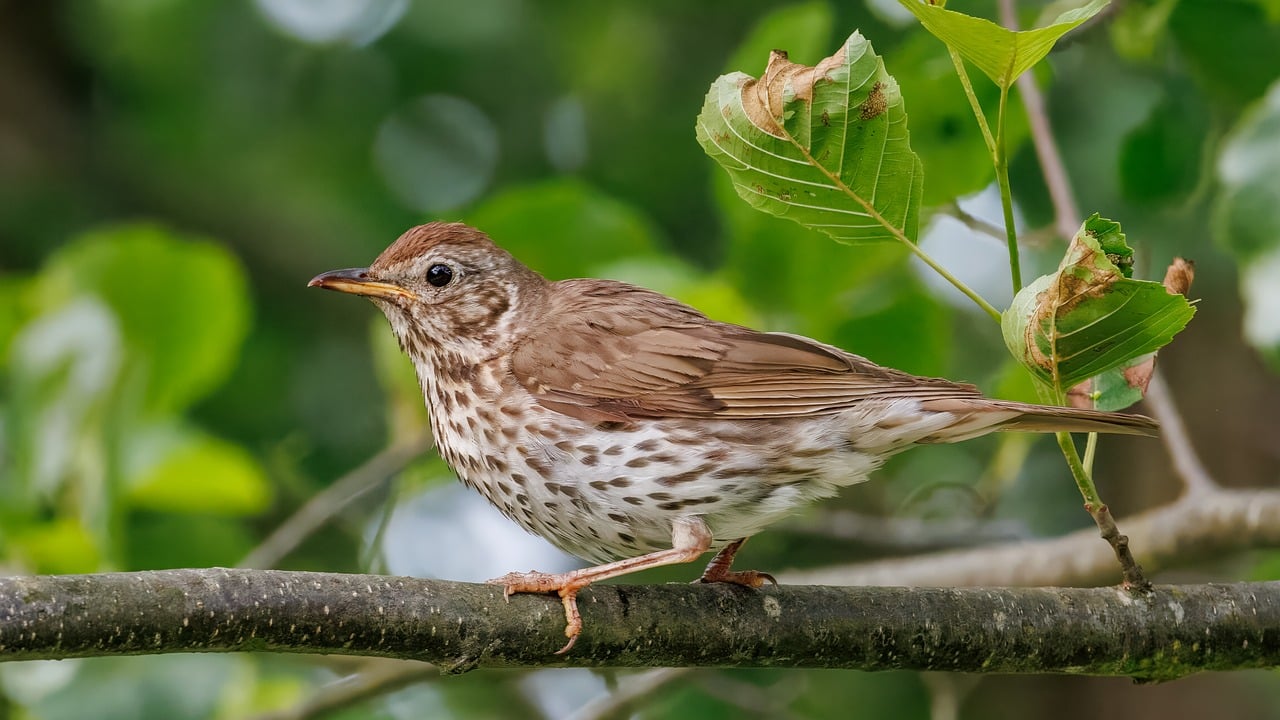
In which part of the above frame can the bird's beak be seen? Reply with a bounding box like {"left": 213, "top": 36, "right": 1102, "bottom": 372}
{"left": 307, "top": 268, "right": 416, "bottom": 301}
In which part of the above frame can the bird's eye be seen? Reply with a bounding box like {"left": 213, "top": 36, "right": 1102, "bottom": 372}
{"left": 426, "top": 263, "right": 454, "bottom": 288}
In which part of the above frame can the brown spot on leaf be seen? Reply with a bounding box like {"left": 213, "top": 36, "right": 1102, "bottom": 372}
{"left": 1066, "top": 257, "right": 1196, "bottom": 409}
{"left": 860, "top": 81, "right": 887, "bottom": 121}
{"left": 740, "top": 46, "right": 849, "bottom": 138}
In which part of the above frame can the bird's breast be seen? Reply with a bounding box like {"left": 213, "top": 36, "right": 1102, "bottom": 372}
{"left": 421, "top": 366, "right": 882, "bottom": 563}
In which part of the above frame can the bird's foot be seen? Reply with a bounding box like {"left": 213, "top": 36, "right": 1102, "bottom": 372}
{"left": 695, "top": 566, "right": 777, "bottom": 588}
{"left": 694, "top": 537, "right": 776, "bottom": 588}
{"left": 487, "top": 570, "right": 588, "bottom": 654}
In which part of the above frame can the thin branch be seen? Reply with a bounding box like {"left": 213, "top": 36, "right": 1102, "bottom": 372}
{"left": 1055, "top": 430, "right": 1150, "bottom": 590}
{"left": 1, "top": 569, "right": 1278, "bottom": 678}
{"left": 996, "top": 0, "right": 1149, "bottom": 592}
{"left": 938, "top": 203, "right": 1057, "bottom": 249}
{"left": 238, "top": 436, "right": 433, "bottom": 570}
{"left": 567, "top": 669, "right": 693, "bottom": 720}
{"left": 781, "top": 125, "right": 1003, "bottom": 321}
{"left": 994, "top": 82, "right": 1023, "bottom": 290}
{"left": 998, "top": 0, "right": 1082, "bottom": 241}
{"left": 784, "top": 488, "right": 1280, "bottom": 588}
{"left": 787, "top": 511, "right": 1030, "bottom": 553}
{"left": 921, "top": 673, "right": 983, "bottom": 720}
{"left": 1144, "top": 371, "right": 1217, "bottom": 495}
{"left": 250, "top": 659, "right": 437, "bottom": 720}
{"left": 939, "top": 202, "right": 1005, "bottom": 244}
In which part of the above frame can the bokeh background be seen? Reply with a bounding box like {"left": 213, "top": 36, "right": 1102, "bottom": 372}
{"left": 3, "top": 0, "right": 1280, "bottom": 718}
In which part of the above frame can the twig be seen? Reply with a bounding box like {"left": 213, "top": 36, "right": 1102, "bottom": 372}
{"left": 787, "top": 511, "right": 1030, "bottom": 552}
{"left": 783, "top": 488, "right": 1280, "bottom": 588}
{"left": 695, "top": 673, "right": 802, "bottom": 718}
{"left": 238, "top": 436, "right": 433, "bottom": 570}
{"left": 998, "top": 0, "right": 1082, "bottom": 241}
{"left": 567, "top": 669, "right": 693, "bottom": 720}
{"left": 998, "top": 0, "right": 1151, "bottom": 591}
{"left": 921, "top": 673, "right": 983, "bottom": 720}
{"left": 250, "top": 659, "right": 437, "bottom": 720}
{"left": 1089, "top": 502, "right": 1149, "bottom": 591}
{"left": 1144, "top": 371, "right": 1217, "bottom": 496}
{"left": 938, "top": 202, "right": 1006, "bottom": 245}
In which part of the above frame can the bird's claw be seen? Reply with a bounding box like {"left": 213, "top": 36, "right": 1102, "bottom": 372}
{"left": 696, "top": 568, "right": 777, "bottom": 589}
{"left": 486, "top": 570, "right": 586, "bottom": 654}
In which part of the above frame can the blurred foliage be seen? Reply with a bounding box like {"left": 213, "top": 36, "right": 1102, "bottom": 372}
{"left": 1, "top": 1, "right": 1279, "bottom": 719}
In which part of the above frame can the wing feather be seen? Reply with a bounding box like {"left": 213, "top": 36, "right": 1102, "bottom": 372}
{"left": 509, "top": 280, "right": 981, "bottom": 422}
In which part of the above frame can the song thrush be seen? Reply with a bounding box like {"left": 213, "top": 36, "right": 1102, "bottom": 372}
{"left": 310, "top": 222, "right": 1157, "bottom": 652}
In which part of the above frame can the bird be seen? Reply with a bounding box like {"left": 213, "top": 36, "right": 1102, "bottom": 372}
{"left": 309, "top": 221, "right": 1158, "bottom": 653}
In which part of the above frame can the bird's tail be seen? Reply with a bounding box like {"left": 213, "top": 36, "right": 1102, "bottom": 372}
{"left": 918, "top": 398, "right": 1158, "bottom": 443}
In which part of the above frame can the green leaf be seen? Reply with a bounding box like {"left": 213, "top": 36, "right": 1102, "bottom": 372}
{"left": 713, "top": 170, "right": 910, "bottom": 336}
{"left": 898, "top": 0, "right": 1109, "bottom": 89}
{"left": 1119, "top": 89, "right": 1210, "bottom": 207}
{"left": 465, "top": 179, "right": 662, "bottom": 279}
{"left": 696, "top": 31, "right": 924, "bottom": 244}
{"left": 591, "top": 256, "right": 759, "bottom": 327}
{"left": 832, "top": 286, "right": 952, "bottom": 378}
{"left": 1109, "top": 0, "right": 1179, "bottom": 62}
{"left": 10, "top": 517, "right": 102, "bottom": 574}
{"left": 126, "top": 514, "right": 255, "bottom": 569}
{"left": 1002, "top": 214, "right": 1195, "bottom": 392}
{"left": 1066, "top": 358, "right": 1150, "bottom": 412}
{"left": 1170, "top": 0, "right": 1280, "bottom": 109}
{"left": 0, "top": 276, "right": 33, "bottom": 367}
{"left": 126, "top": 425, "right": 271, "bottom": 516}
{"left": 724, "top": 1, "right": 834, "bottom": 74}
{"left": 888, "top": 32, "right": 1030, "bottom": 204}
{"left": 39, "top": 224, "right": 251, "bottom": 415}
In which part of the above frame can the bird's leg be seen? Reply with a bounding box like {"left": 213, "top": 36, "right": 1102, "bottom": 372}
{"left": 695, "top": 537, "right": 776, "bottom": 588}
{"left": 487, "top": 516, "right": 713, "bottom": 654}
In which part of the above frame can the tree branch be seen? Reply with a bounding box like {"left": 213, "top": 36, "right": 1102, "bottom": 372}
{"left": 250, "top": 659, "right": 437, "bottom": 720}
{"left": 784, "top": 489, "right": 1280, "bottom": 588}
{"left": 238, "top": 436, "right": 434, "bottom": 570}
{"left": 1, "top": 569, "right": 1277, "bottom": 679}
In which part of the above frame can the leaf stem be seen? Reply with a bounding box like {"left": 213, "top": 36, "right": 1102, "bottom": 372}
{"left": 1055, "top": 431, "right": 1099, "bottom": 508}
{"left": 785, "top": 138, "right": 1003, "bottom": 322}
{"left": 1082, "top": 431, "right": 1098, "bottom": 476}
{"left": 905, "top": 241, "right": 1003, "bottom": 322}
{"left": 994, "top": 84, "right": 1022, "bottom": 291}
{"left": 947, "top": 49, "right": 996, "bottom": 157}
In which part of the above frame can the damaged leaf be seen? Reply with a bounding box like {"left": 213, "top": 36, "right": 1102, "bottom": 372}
{"left": 1067, "top": 257, "right": 1196, "bottom": 411}
{"left": 696, "top": 32, "right": 924, "bottom": 244}
{"left": 898, "top": 0, "right": 1109, "bottom": 89}
{"left": 1003, "top": 214, "right": 1196, "bottom": 397}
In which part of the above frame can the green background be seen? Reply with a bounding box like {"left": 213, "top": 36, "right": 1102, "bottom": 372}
{"left": 2, "top": 0, "right": 1280, "bottom": 718}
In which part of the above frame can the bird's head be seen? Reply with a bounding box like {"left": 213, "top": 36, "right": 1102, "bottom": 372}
{"left": 309, "top": 222, "right": 548, "bottom": 366}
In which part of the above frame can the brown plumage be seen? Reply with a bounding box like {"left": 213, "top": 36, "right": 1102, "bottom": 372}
{"left": 310, "top": 221, "right": 1157, "bottom": 653}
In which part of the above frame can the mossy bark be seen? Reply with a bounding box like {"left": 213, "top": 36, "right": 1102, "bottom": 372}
{"left": 1, "top": 569, "right": 1277, "bottom": 679}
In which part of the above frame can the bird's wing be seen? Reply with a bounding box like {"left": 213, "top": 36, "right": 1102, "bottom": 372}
{"left": 509, "top": 280, "right": 982, "bottom": 423}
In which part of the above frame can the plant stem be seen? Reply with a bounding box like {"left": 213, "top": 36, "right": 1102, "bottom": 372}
{"left": 786, "top": 136, "right": 1003, "bottom": 322}
{"left": 1055, "top": 431, "right": 1100, "bottom": 507}
{"left": 1054, "top": 429, "right": 1150, "bottom": 590}
{"left": 1082, "top": 431, "right": 1098, "bottom": 476}
{"left": 947, "top": 49, "right": 996, "bottom": 157}
{"left": 994, "top": 84, "right": 1022, "bottom": 291}
{"left": 906, "top": 241, "right": 1003, "bottom": 322}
